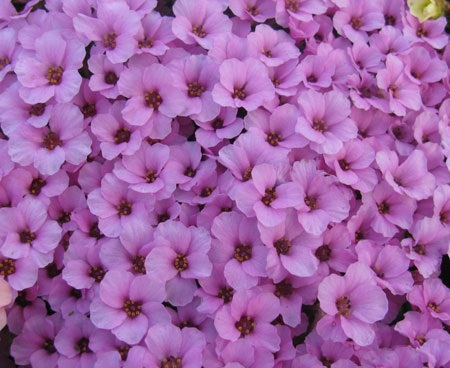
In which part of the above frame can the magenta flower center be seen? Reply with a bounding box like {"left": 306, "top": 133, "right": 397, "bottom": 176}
{"left": 307, "top": 75, "right": 318, "bottom": 83}
{"left": 413, "top": 243, "right": 426, "bottom": 255}
{"left": 377, "top": 201, "right": 390, "bottom": 214}
{"left": 138, "top": 36, "right": 154, "bottom": 49}
{"left": 46, "top": 66, "right": 64, "bottom": 85}
{"left": 388, "top": 84, "right": 399, "bottom": 98}
{"left": 144, "top": 90, "right": 163, "bottom": 109}
{"left": 246, "top": 6, "right": 259, "bottom": 15}
{"left": 285, "top": 0, "right": 299, "bottom": 12}
{"left": 43, "top": 131, "right": 62, "bottom": 150}
{"left": 160, "top": 356, "right": 182, "bottom": 368}
{"left": 29, "top": 178, "right": 46, "bottom": 196}
{"left": 132, "top": 255, "right": 146, "bottom": 274}
{"left": 218, "top": 286, "right": 233, "bottom": 303}
{"left": 42, "top": 338, "right": 56, "bottom": 354}
{"left": 200, "top": 186, "right": 215, "bottom": 197}
{"left": 350, "top": 17, "right": 362, "bottom": 30}
{"left": 416, "top": 27, "right": 427, "bottom": 37}
{"left": 235, "top": 315, "right": 255, "bottom": 337}
{"left": 272, "top": 77, "right": 281, "bottom": 87}
{"left": 60, "top": 231, "right": 72, "bottom": 251}
{"left": 320, "top": 357, "right": 334, "bottom": 368}
{"left": 0, "top": 258, "right": 15, "bottom": 277}
{"left": 188, "top": 82, "right": 205, "bottom": 97}
{"left": 274, "top": 279, "right": 293, "bottom": 297}
{"left": 116, "top": 200, "right": 132, "bottom": 216}
{"left": 263, "top": 49, "right": 273, "bottom": 58}
{"left": 15, "top": 291, "right": 31, "bottom": 307}
{"left": 19, "top": 228, "right": 36, "bottom": 243}
{"left": 118, "top": 345, "right": 130, "bottom": 361}
{"left": 114, "top": 127, "right": 131, "bottom": 144}
{"left": 416, "top": 335, "right": 426, "bottom": 345}
{"left": 234, "top": 243, "right": 252, "bottom": 262}
{"left": 89, "top": 222, "right": 103, "bottom": 239}
{"left": 315, "top": 245, "right": 332, "bottom": 262}
{"left": 261, "top": 187, "right": 277, "bottom": 206}
{"left": 104, "top": 71, "right": 118, "bottom": 85}
{"left": 0, "top": 57, "right": 10, "bottom": 70}
{"left": 304, "top": 196, "right": 317, "bottom": 211}
{"left": 58, "top": 211, "right": 71, "bottom": 224}
{"left": 81, "top": 102, "right": 97, "bottom": 119}
{"left": 427, "top": 302, "right": 440, "bottom": 312}
{"left": 336, "top": 295, "right": 352, "bottom": 316}
{"left": 312, "top": 119, "right": 328, "bottom": 133}
{"left": 29, "top": 103, "right": 46, "bottom": 116}
{"left": 439, "top": 210, "right": 447, "bottom": 224}
{"left": 88, "top": 266, "right": 105, "bottom": 282}
{"left": 192, "top": 24, "right": 206, "bottom": 38}
{"left": 232, "top": 87, "right": 246, "bottom": 100}
{"left": 267, "top": 131, "right": 282, "bottom": 146}
{"left": 221, "top": 207, "right": 232, "bottom": 212}
{"left": 184, "top": 167, "right": 197, "bottom": 177}
{"left": 212, "top": 118, "right": 224, "bottom": 130}
{"left": 242, "top": 167, "right": 252, "bottom": 181}
{"left": 103, "top": 31, "right": 117, "bottom": 49}
{"left": 75, "top": 337, "right": 91, "bottom": 354}
{"left": 339, "top": 160, "right": 350, "bottom": 171}
{"left": 123, "top": 299, "right": 142, "bottom": 318}
{"left": 158, "top": 213, "right": 170, "bottom": 223}
{"left": 384, "top": 14, "right": 396, "bottom": 26}
{"left": 146, "top": 170, "right": 158, "bottom": 183}
{"left": 355, "top": 229, "right": 364, "bottom": 242}
{"left": 274, "top": 237, "right": 292, "bottom": 255}
{"left": 174, "top": 254, "right": 189, "bottom": 272}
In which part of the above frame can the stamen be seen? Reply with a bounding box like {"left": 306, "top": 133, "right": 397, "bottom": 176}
{"left": 46, "top": 66, "right": 64, "bottom": 85}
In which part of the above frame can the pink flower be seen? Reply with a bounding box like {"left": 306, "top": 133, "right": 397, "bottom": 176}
{"left": 87, "top": 53, "right": 124, "bottom": 99}
{"left": 317, "top": 262, "right": 388, "bottom": 346}
{"left": 0, "top": 278, "right": 12, "bottom": 329}
{"left": 229, "top": 0, "right": 276, "bottom": 23}
{"left": 135, "top": 12, "right": 175, "bottom": 56}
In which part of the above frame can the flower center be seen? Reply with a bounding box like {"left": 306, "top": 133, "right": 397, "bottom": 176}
{"left": 261, "top": 187, "right": 277, "bottom": 206}
{"left": 267, "top": 131, "right": 282, "bottom": 146}
{"left": 138, "top": 36, "right": 154, "bottom": 49}
{"left": 89, "top": 222, "right": 103, "bottom": 239}
{"left": 43, "top": 131, "right": 62, "bottom": 150}
{"left": 416, "top": 335, "right": 426, "bottom": 345}
{"left": 350, "top": 17, "right": 362, "bottom": 30}
{"left": 114, "top": 127, "right": 131, "bottom": 144}
{"left": 234, "top": 243, "right": 252, "bottom": 262}
{"left": 29, "top": 178, "right": 46, "bottom": 195}
{"left": 179, "top": 320, "right": 198, "bottom": 329}
{"left": 274, "top": 279, "right": 293, "bottom": 297}
{"left": 46, "top": 66, "right": 64, "bottom": 85}
{"left": 174, "top": 254, "right": 188, "bottom": 272}
{"left": 339, "top": 160, "right": 350, "bottom": 171}
{"left": 58, "top": 211, "right": 71, "bottom": 224}
{"left": 263, "top": 49, "right": 273, "bottom": 58}
{"left": 272, "top": 78, "right": 280, "bottom": 87}
{"left": 0, "top": 57, "right": 10, "bottom": 70}
{"left": 60, "top": 231, "right": 72, "bottom": 251}
{"left": 29, "top": 103, "right": 46, "bottom": 116}
{"left": 132, "top": 255, "right": 146, "bottom": 274}
{"left": 145, "top": 90, "right": 163, "bottom": 109}
{"left": 75, "top": 337, "right": 91, "bottom": 354}
{"left": 81, "top": 102, "right": 97, "bottom": 119}
{"left": 377, "top": 201, "right": 390, "bottom": 214}
{"left": 43, "top": 338, "right": 57, "bottom": 354}
{"left": 242, "top": 167, "right": 252, "bottom": 181}
{"left": 88, "top": 266, "right": 105, "bottom": 282}
{"left": 123, "top": 299, "right": 142, "bottom": 318}
{"left": 285, "top": 0, "right": 299, "bottom": 12}
{"left": 116, "top": 200, "right": 132, "bottom": 216}
{"left": 103, "top": 32, "right": 117, "bottom": 49}
{"left": 312, "top": 119, "right": 327, "bottom": 133}
{"left": 118, "top": 345, "right": 130, "bottom": 361}
{"left": 320, "top": 357, "right": 334, "bottom": 368}
{"left": 145, "top": 170, "right": 157, "bottom": 183}
{"left": 200, "top": 186, "right": 215, "bottom": 197}
{"left": 235, "top": 315, "right": 255, "bottom": 337}
{"left": 336, "top": 295, "right": 352, "bottom": 316}
{"left": 158, "top": 213, "right": 170, "bottom": 223}
{"left": 15, "top": 291, "right": 31, "bottom": 308}
{"left": 184, "top": 167, "right": 196, "bottom": 177}
{"left": 232, "top": 87, "right": 246, "bottom": 100}
{"left": 218, "top": 286, "right": 233, "bottom": 303}
{"left": 388, "top": 84, "right": 399, "bottom": 98}
{"left": 192, "top": 24, "right": 206, "bottom": 38}
{"left": 315, "top": 245, "right": 332, "bottom": 262}
{"left": 187, "top": 82, "right": 205, "bottom": 97}
{"left": 274, "top": 237, "right": 291, "bottom": 255}
{"left": 416, "top": 27, "right": 427, "bottom": 37}
{"left": 0, "top": 258, "right": 15, "bottom": 277}
{"left": 212, "top": 118, "right": 224, "bottom": 130}
{"left": 304, "top": 196, "right": 317, "bottom": 211}
{"left": 104, "top": 71, "right": 118, "bottom": 85}
{"left": 384, "top": 14, "right": 396, "bottom": 26}
{"left": 439, "top": 210, "right": 448, "bottom": 224}
{"left": 355, "top": 229, "right": 364, "bottom": 242}
{"left": 246, "top": 6, "right": 259, "bottom": 15}
{"left": 427, "top": 302, "right": 440, "bottom": 312}
{"left": 160, "top": 356, "right": 182, "bottom": 368}
{"left": 19, "top": 228, "right": 36, "bottom": 243}
{"left": 413, "top": 243, "right": 426, "bottom": 255}
{"left": 307, "top": 75, "right": 318, "bottom": 83}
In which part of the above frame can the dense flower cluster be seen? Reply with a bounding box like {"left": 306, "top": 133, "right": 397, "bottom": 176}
{"left": 0, "top": 0, "right": 449, "bottom": 367}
